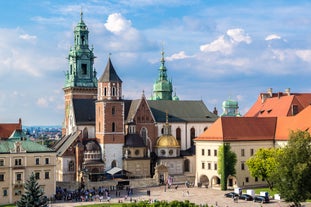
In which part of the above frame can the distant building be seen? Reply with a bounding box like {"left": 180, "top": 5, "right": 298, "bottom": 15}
{"left": 0, "top": 124, "right": 56, "bottom": 205}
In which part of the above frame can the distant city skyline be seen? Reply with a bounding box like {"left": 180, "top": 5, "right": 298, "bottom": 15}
{"left": 1, "top": 0, "right": 311, "bottom": 125}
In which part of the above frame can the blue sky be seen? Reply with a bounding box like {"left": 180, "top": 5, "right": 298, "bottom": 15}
{"left": 1, "top": 0, "right": 311, "bottom": 126}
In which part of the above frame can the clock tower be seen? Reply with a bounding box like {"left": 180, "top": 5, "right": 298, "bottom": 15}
{"left": 63, "top": 12, "right": 98, "bottom": 135}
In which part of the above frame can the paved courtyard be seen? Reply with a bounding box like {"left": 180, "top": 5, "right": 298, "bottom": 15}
{"left": 50, "top": 185, "right": 311, "bottom": 207}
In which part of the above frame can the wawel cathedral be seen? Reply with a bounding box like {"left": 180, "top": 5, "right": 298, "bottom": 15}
{"left": 53, "top": 13, "right": 218, "bottom": 184}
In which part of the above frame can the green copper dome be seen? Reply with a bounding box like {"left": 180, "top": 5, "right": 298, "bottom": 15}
{"left": 221, "top": 98, "right": 241, "bottom": 117}
{"left": 151, "top": 51, "right": 176, "bottom": 100}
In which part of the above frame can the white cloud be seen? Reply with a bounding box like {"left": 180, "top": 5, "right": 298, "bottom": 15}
{"left": 265, "top": 34, "right": 281, "bottom": 41}
{"left": 200, "top": 35, "right": 233, "bottom": 54}
{"left": 37, "top": 97, "right": 49, "bottom": 107}
{"left": 104, "top": 13, "right": 132, "bottom": 35}
{"left": 19, "top": 34, "right": 37, "bottom": 41}
{"left": 166, "top": 51, "right": 190, "bottom": 61}
{"left": 295, "top": 50, "right": 311, "bottom": 63}
{"left": 200, "top": 28, "right": 251, "bottom": 55}
{"left": 226, "top": 28, "right": 251, "bottom": 44}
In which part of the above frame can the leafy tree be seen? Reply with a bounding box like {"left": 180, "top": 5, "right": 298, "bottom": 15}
{"left": 246, "top": 148, "right": 279, "bottom": 189}
{"left": 16, "top": 172, "right": 48, "bottom": 207}
{"left": 272, "top": 130, "right": 311, "bottom": 207}
{"left": 218, "top": 143, "right": 237, "bottom": 190}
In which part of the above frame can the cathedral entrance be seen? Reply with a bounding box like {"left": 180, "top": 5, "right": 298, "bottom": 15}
{"left": 153, "top": 164, "right": 168, "bottom": 185}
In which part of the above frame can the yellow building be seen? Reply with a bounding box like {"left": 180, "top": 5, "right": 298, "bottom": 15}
{"left": 0, "top": 129, "right": 56, "bottom": 205}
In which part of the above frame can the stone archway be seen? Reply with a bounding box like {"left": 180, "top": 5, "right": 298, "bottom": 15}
{"left": 153, "top": 164, "right": 168, "bottom": 185}
{"left": 199, "top": 175, "right": 209, "bottom": 187}
{"left": 210, "top": 175, "right": 221, "bottom": 189}
{"left": 227, "top": 175, "right": 238, "bottom": 189}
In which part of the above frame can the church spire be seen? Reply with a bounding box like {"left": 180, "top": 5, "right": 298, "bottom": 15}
{"left": 64, "top": 13, "right": 97, "bottom": 88}
{"left": 150, "top": 50, "right": 174, "bottom": 100}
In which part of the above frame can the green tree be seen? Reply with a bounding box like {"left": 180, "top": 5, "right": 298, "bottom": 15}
{"left": 246, "top": 148, "right": 279, "bottom": 189}
{"left": 272, "top": 130, "right": 311, "bottom": 207}
{"left": 218, "top": 143, "right": 237, "bottom": 190}
{"left": 16, "top": 173, "right": 48, "bottom": 207}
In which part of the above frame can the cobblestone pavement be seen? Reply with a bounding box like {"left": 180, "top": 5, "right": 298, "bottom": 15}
{"left": 50, "top": 185, "right": 311, "bottom": 207}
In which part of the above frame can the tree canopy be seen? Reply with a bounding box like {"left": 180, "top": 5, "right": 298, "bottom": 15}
{"left": 246, "top": 148, "right": 279, "bottom": 189}
{"left": 272, "top": 130, "right": 311, "bottom": 206}
{"left": 16, "top": 172, "right": 48, "bottom": 207}
{"left": 218, "top": 143, "right": 237, "bottom": 190}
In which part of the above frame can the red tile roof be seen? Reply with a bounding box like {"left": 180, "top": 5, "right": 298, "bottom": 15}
{"left": 195, "top": 105, "right": 311, "bottom": 143}
{"left": 244, "top": 92, "right": 311, "bottom": 117}
{"left": 195, "top": 117, "right": 276, "bottom": 142}
{"left": 0, "top": 119, "right": 22, "bottom": 139}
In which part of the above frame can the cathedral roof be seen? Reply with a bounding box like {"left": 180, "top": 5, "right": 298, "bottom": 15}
{"left": 99, "top": 57, "right": 122, "bottom": 83}
{"left": 147, "top": 100, "right": 218, "bottom": 122}
{"left": 72, "top": 99, "right": 96, "bottom": 124}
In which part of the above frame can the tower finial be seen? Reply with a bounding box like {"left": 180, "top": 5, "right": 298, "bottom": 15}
{"left": 80, "top": 7, "right": 83, "bottom": 22}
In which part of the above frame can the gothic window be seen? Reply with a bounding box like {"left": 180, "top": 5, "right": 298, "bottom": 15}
{"left": 112, "top": 122, "right": 116, "bottom": 132}
{"left": 81, "top": 64, "right": 87, "bottom": 75}
{"left": 83, "top": 128, "right": 88, "bottom": 139}
{"left": 112, "top": 106, "right": 115, "bottom": 115}
{"left": 190, "top": 127, "right": 195, "bottom": 146}
{"left": 104, "top": 87, "right": 107, "bottom": 96}
{"left": 111, "top": 160, "right": 117, "bottom": 168}
{"left": 112, "top": 87, "right": 116, "bottom": 96}
{"left": 184, "top": 159, "right": 190, "bottom": 172}
{"left": 176, "top": 128, "right": 181, "bottom": 144}
{"left": 68, "top": 161, "right": 74, "bottom": 172}
{"left": 141, "top": 128, "right": 147, "bottom": 145}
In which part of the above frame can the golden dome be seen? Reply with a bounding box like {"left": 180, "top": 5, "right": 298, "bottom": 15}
{"left": 156, "top": 135, "right": 180, "bottom": 148}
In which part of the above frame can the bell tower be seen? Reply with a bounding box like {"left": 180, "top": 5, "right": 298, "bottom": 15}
{"left": 63, "top": 12, "right": 97, "bottom": 135}
{"left": 96, "top": 57, "right": 124, "bottom": 170}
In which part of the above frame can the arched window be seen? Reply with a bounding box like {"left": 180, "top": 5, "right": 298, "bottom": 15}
{"left": 68, "top": 161, "right": 74, "bottom": 172}
{"left": 112, "top": 106, "right": 115, "bottom": 115}
{"left": 184, "top": 159, "right": 190, "bottom": 172}
{"left": 83, "top": 127, "right": 88, "bottom": 139}
{"left": 176, "top": 128, "right": 181, "bottom": 144}
{"left": 111, "top": 160, "right": 117, "bottom": 168}
{"left": 104, "top": 87, "right": 107, "bottom": 96}
{"left": 190, "top": 127, "right": 196, "bottom": 146}
{"left": 112, "top": 87, "right": 116, "bottom": 96}
{"left": 141, "top": 128, "right": 147, "bottom": 145}
{"left": 112, "top": 122, "right": 116, "bottom": 132}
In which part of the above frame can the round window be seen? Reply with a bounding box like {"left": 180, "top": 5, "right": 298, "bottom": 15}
{"left": 169, "top": 150, "right": 173, "bottom": 155}
{"left": 135, "top": 150, "right": 140, "bottom": 155}
{"left": 161, "top": 150, "right": 166, "bottom": 155}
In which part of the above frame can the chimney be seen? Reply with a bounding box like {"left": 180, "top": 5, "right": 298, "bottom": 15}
{"left": 267, "top": 88, "right": 273, "bottom": 97}
{"left": 285, "top": 88, "right": 291, "bottom": 96}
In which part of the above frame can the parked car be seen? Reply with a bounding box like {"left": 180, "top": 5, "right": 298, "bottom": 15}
{"left": 254, "top": 196, "right": 269, "bottom": 203}
{"left": 239, "top": 194, "right": 253, "bottom": 201}
{"left": 224, "top": 192, "right": 239, "bottom": 198}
